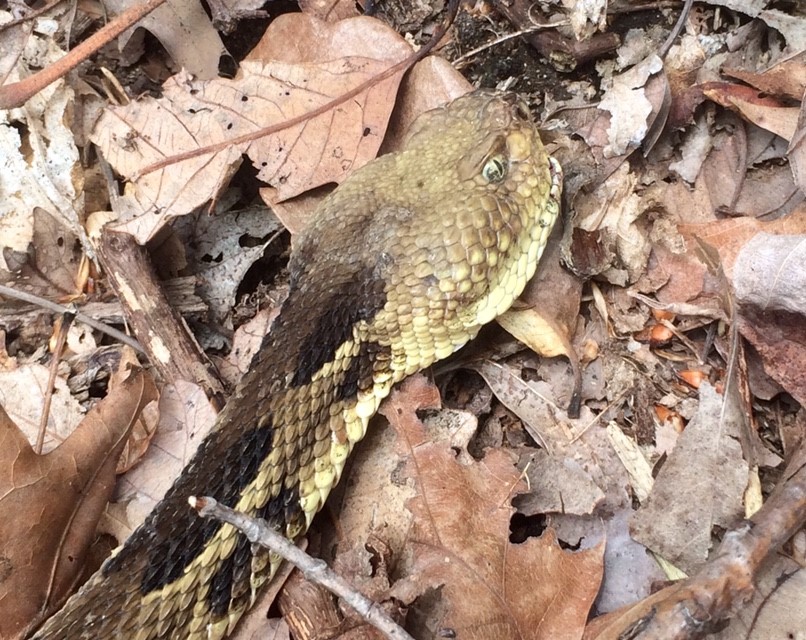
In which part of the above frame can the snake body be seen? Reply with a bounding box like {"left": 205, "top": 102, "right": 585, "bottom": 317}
{"left": 33, "top": 91, "right": 562, "bottom": 639}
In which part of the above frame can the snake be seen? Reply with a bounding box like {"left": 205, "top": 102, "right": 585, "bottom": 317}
{"left": 32, "top": 90, "right": 562, "bottom": 640}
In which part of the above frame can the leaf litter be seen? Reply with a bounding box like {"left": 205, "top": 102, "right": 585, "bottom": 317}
{"left": 1, "top": 1, "right": 806, "bottom": 639}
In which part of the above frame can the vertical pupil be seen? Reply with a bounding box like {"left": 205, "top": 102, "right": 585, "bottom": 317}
{"left": 485, "top": 157, "right": 504, "bottom": 181}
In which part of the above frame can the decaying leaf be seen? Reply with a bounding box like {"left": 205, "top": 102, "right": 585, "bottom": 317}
{"left": 630, "top": 384, "right": 749, "bottom": 573}
{"left": 104, "top": 0, "right": 226, "bottom": 80}
{"left": 102, "top": 379, "right": 216, "bottom": 542}
{"left": 382, "top": 375, "right": 605, "bottom": 640}
{"left": 733, "top": 232, "right": 806, "bottom": 406}
{"left": 0, "top": 21, "right": 85, "bottom": 272}
{"left": 0, "top": 368, "right": 156, "bottom": 638}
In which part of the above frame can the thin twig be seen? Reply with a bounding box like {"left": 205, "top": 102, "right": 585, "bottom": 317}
{"left": 190, "top": 496, "right": 415, "bottom": 640}
{"left": 36, "top": 311, "right": 74, "bottom": 454}
{"left": 0, "top": 283, "right": 144, "bottom": 352}
{"left": 136, "top": 0, "right": 462, "bottom": 178}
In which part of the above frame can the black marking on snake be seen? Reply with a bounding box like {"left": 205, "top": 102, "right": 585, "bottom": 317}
{"left": 103, "top": 417, "right": 276, "bottom": 595}
{"left": 335, "top": 340, "right": 389, "bottom": 402}
{"left": 208, "top": 534, "right": 251, "bottom": 617}
{"left": 288, "top": 269, "right": 387, "bottom": 387}
{"left": 206, "top": 484, "right": 299, "bottom": 618}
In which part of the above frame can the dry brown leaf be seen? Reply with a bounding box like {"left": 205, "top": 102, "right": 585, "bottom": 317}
{"left": 0, "top": 368, "right": 156, "bottom": 639}
{"left": 0, "top": 206, "right": 85, "bottom": 302}
{"left": 377, "top": 56, "right": 473, "bottom": 155}
{"left": 91, "top": 14, "right": 411, "bottom": 243}
{"left": 723, "top": 50, "right": 806, "bottom": 102}
{"left": 732, "top": 232, "right": 806, "bottom": 406}
{"left": 497, "top": 228, "right": 581, "bottom": 360}
{"left": 703, "top": 82, "right": 798, "bottom": 141}
{"left": 678, "top": 205, "right": 806, "bottom": 277}
{"left": 381, "top": 375, "right": 604, "bottom": 640}
{"left": 630, "top": 383, "right": 749, "bottom": 573}
{"left": 269, "top": 56, "right": 472, "bottom": 235}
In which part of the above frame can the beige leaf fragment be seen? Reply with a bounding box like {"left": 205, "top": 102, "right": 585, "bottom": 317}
{"left": 102, "top": 380, "right": 216, "bottom": 540}
{"left": 378, "top": 55, "right": 472, "bottom": 155}
{"left": 788, "top": 97, "right": 806, "bottom": 194}
{"left": 514, "top": 449, "right": 605, "bottom": 516}
{"left": 630, "top": 383, "right": 749, "bottom": 573}
{"left": 498, "top": 228, "right": 581, "bottom": 366}
{"left": 105, "top": 0, "right": 226, "bottom": 80}
{"left": 606, "top": 422, "right": 653, "bottom": 503}
{"left": 92, "top": 14, "right": 411, "bottom": 243}
{"left": 562, "top": 0, "right": 607, "bottom": 40}
{"left": 0, "top": 363, "right": 84, "bottom": 453}
{"left": 598, "top": 55, "right": 663, "bottom": 157}
{"left": 497, "top": 308, "right": 567, "bottom": 357}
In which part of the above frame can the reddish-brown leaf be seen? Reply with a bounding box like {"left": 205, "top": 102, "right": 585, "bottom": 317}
{"left": 0, "top": 368, "right": 157, "bottom": 639}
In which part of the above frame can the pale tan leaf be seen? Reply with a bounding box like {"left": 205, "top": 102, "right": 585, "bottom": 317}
{"left": 105, "top": 0, "right": 225, "bottom": 80}
{"left": 630, "top": 384, "right": 749, "bottom": 573}
{"left": 92, "top": 14, "right": 411, "bottom": 243}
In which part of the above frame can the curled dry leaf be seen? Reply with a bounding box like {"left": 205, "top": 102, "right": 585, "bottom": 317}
{"left": 496, "top": 227, "right": 583, "bottom": 412}
{"left": 497, "top": 227, "right": 581, "bottom": 360}
{"left": 0, "top": 368, "right": 156, "bottom": 639}
{"left": 91, "top": 13, "right": 412, "bottom": 243}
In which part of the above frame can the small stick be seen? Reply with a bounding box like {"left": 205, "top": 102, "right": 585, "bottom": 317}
{"left": 190, "top": 496, "right": 415, "bottom": 640}
{"left": 0, "top": 283, "right": 144, "bottom": 352}
{"left": 35, "top": 311, "right": 74, "bottom": 453}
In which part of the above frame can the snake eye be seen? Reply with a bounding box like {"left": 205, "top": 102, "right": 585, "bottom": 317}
{"left": 482, "top": 154, "right": 507, "bottom": 183}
